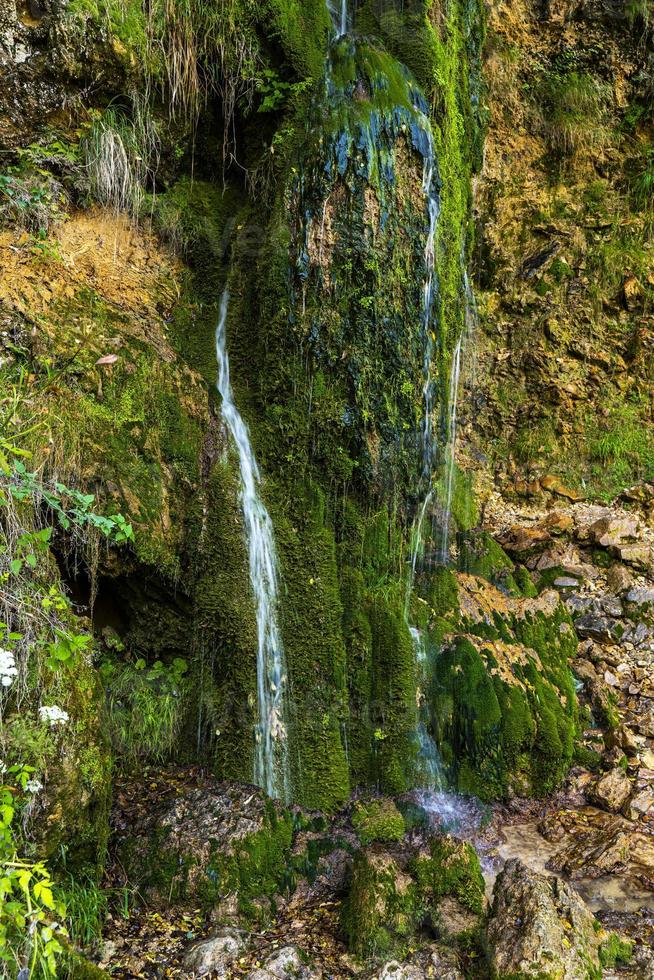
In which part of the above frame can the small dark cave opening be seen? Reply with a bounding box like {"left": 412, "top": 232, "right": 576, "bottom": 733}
{"left": 53, "top": 547, "right": 195, "bottom": 667}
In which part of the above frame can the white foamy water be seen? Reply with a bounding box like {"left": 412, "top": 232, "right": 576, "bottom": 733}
{"left": 215, "top": 291, "right": 290, "bottom": 801}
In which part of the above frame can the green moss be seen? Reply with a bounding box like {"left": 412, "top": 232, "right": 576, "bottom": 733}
{"left": 457, "top": 532, "right": 519, "bottom": 593}
{"left": 429, "top": 566, "right": 460, "bottom": 616}
{"left": 342, "top": 846, "right": 418, "bottom": 963}
{"left": 433, "top": 603, "right": 578, "bottom": 800}
{"left": 599, "top": 933, "right": 633, "bottom": 968}
{"left": 412, "top": 835, "right": 485, "bottom": 917}
{"left": 198, "top": 805, "right": 294, "bottom": 923}
{"left": 352, "top": 798, "right": 406, "bottom": 845}
{"left": 122, "top": 801, "right": 293, "bottom": 925}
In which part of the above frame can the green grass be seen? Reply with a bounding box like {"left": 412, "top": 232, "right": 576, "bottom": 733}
{"left": 60, "top": 875, "right": 108, "bottom": 949}
{"left": 539, "top": 71, "right": 611, "bottom": 158}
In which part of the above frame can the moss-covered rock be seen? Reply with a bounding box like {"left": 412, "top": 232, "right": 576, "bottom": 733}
{"left": 352, "top": 798, "right": 405, "bottom": 846}
{"left": 412, "top": 835, "right": 485, "bottom": 921}
{"left": 432, "top": 573, "right": 578, "bottom": 800}
{"left": 342, "top": 845, "right": 419, "bottom": 963}
{"left": 118, "top": 781, "right": 293, "bottom": 926}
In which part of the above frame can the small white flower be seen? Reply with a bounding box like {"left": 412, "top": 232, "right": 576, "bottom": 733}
{"left": 38, "top": 705, "right": 69, "bottom": 726}
{"left": 0, "top": 648, "right": 17, "bottom": 689}
{"left": 25, "top": 779, "right": 43, "bottom": 793}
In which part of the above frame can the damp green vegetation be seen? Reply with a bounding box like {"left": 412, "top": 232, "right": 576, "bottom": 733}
{"left": 342, "top": 832, "right": 485, "bottom": 964}
{"left": 99, "top": 655, "right": 191, "bottom": 763}
{"left": 352, "top": 797, "right": 406, "bottom": 845}
{"left": 342, "top": 847, "right": 418, "bottom": 963}
{"left": 412, "top": 835, "right": 485, "bottom": 917}
{"left": 121, "top": 799, "right": 294, "bottom": 925}
{"left": 599, "top": 933, "right": 633, "bottom": 968}
{"left": 433, "top": 601, "right": 578, "bottom": 800}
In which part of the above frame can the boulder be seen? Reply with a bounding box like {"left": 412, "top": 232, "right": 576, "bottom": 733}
{"left": 601, "top": 595, "right": 624, "bottom": 618}
{"left": 183, "top": 929, "right": 247, "bottom": 977}
{"left": 117, "top": 782, "right": 293, "bottom": 921}
{"left": 370, "top": 947, "right": 463, "bottom": 980}
{"left": 606, "top": 564, "right": 634, "bottom": 595}
{"left": 540, "top": 808, "right": 654, "bottom": 889}
{"left": 487, "top": 859, "right": 601, "bottom": 979}
{"left": 342, "top": 846, "right": 418, "bottom": 962}
{"left": 574, "top": 614, "right": 617, "bottom": 642}
{"left": 497, "top": 525, "right": 552, "bottom": 558}
{"left": 588, "top": 516, "right": 641, "bottom": 549}
{"left": 625, "top": 587, "right": 654, "bottom": 623}
{"left": 613, "top": 543, "right": 652, "bottom": 572}
{"left": 373, "top": 963, "right": 424, "bottom": 980}
{"left": 589, "top": 768, "right": 632, "bottom": 813}
{"left": 246, "top": 946, "right": 315, "bottom": 980}
{"left": 624, "top": 787, "right": 654, "bottom": 822}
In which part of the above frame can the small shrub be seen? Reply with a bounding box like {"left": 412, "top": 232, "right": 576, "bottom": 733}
{"left": 100, "top": 656, "right": 190, "bottom": 762}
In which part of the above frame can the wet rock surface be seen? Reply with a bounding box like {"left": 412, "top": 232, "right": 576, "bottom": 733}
{"left": 487, "top": 859, "right": 602, "bottom": 979}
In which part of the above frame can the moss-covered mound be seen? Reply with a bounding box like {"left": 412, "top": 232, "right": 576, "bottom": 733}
{"left": 118, "top": 782, "right": 293, "bottom": 926}
{"left": 342, "top": 832, "right": 485, "bottom": 964}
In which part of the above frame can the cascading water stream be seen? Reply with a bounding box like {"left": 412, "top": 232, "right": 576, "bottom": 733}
{"left": 327, "top": 0, "right": 349, "bottom": 36}
{"left": 406, "top": 133, "right": 445, "bottom": 791}
{"left": 215, "top": 290, "right": 290, "bottom": 802}
{"left": 440, "top": 333, "right": 463, "bottom": 564}
{"left": 440, "top": 266, "right": 479, "bottom": 563}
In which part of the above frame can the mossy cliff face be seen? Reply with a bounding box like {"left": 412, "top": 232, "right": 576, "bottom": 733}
{"left": 412, "top": 541, "right": 579, "bottom": 801}
{"left": 470, "top": 0, "right": 654, "bottom": 505}
{"left": 192, "top": 2, "right": 487, "bottom": 808}
{"left": 1, "top": 0, "right": 497, "bottom": 826}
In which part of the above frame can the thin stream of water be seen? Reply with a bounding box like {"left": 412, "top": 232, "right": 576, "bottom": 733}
{"left": 215, "top": 290, "right": 290, "bottom": 801}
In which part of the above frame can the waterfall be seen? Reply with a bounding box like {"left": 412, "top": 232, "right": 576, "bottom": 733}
{"left": 327, "top": 0, "right": 349, "bottom": 36}
{"left": 406, "top": 134, "right": 444, "bottom": 791}
{"left": 215, "top": 290, "right": 290, "bottom": 802}
{"left": 440, "top": 334, "right": 463, "bottom": 563}
{"left": 440, "top": 266, "right": 479, "bottom": 563}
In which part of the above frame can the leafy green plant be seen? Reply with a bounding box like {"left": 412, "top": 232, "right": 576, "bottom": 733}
{"left": 100, "top": 656, "right": 190, "bottom": 762}
{"left": 0, "top": 764, "right": 69, "bottom": 977}
{"left": 9, "top": 462, "right": 134, "bottom": 545}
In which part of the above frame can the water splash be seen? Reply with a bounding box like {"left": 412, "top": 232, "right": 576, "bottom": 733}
{"left": 326, "top": 0, "right": 349, "bottom": 35}
{"left": 215, "top": 291, "right": 290, "bottom": 801}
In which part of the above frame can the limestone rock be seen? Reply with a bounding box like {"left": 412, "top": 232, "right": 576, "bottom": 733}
{"left": 183, "top": 929, "right": 247, "bottom": 977}
{"left": 590, "top": 768, "right": 632, "bottom": 812}
{"left": 247, "top": 946, "right": 315, "bottom": 980}
{"left": 625, "top": 587, "right": 654, "bottom": 619}
{"left": 541, "top": 808, "right": 654, "bottom": 889}
{"left": 613, "top": 544, "right": 652, "bottom": 572}
{"left": 497, "top": 525, "right": 551, "bottom": 557}
{"left": 588, "top": 516, "right": 641, "bottom": 549}
{"left": 487, "top": 859, "right": 601, "bottom": 979}
{"left": 606, "top": 564, "right": 634, "bottom": 595}
{"left": 116, "top": 782, "right": 292, "bottom": 915}
{"left": 624, "top": 787, "right": 654, "bottom": 822}
{"left": 373, "top": 963, "right": 424, "bottom": 980}
{"left": 574, "top": 614, "right": 617, "bottom": 642}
